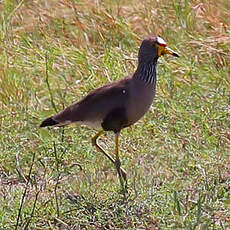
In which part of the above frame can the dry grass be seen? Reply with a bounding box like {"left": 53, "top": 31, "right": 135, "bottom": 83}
{"left": 0, "top": 0, "right": 230, "bottom": 229}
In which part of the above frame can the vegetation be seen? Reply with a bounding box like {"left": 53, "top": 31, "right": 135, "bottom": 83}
{"left": 0, "top": 0, "right": 230, "bottom": 229}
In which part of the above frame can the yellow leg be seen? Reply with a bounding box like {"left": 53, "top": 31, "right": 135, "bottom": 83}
{"left": 91, "top": 130, "right": 127, "bottom": 181}
{"left": 115, "top": 133, "right": 128, "bottom": 195}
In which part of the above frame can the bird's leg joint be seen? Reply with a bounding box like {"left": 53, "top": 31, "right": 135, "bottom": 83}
{"left": 91, "top": 136, "right": 97, "bottom": 147}
{"left": 92, "top": 130, "right": 104, "bottom": 148}
{"left": 115, "top": 158, "right": 121, "bottom": 169}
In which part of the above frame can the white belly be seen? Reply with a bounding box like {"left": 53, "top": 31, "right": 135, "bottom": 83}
{"left": 75, "top": 120, "right": 102, "bottom": 129}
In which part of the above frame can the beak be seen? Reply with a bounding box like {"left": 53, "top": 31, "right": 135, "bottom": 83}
{"left": 162, "top": 46, "right": 180, "bottom": 57}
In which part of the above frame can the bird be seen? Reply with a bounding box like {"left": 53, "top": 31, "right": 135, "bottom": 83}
{"left": 40, "top": 36, "right": 179, "bottom": 193}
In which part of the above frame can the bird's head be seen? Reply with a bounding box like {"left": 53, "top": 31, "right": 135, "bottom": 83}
{"left": 138, "top": 36, "right": 179, "bottom": 64}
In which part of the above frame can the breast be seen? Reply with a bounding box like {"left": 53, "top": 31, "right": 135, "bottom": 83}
{"left": 126, "top": 79, "right": 156, "bottom": 126}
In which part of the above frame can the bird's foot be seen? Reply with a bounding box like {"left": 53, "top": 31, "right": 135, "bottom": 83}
{"left": 115, "top": 159, "right": 128, "bottom": 197}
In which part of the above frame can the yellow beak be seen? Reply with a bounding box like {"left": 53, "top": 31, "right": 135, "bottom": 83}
{"left": 158, "top": 45, "right": 179, "bottom": 57}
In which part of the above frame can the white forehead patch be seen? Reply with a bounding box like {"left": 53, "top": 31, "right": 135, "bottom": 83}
{"left": 157, "top": 37, "right": 167, "bottom": 46}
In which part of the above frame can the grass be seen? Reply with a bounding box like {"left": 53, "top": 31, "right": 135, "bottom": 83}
{"left": 0, "top": 0, "right": 230, "bottom": 229}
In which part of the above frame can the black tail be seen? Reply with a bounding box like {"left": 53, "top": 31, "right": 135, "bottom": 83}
{"left": 40, "top": 117, "right": 59, "bottom": 127}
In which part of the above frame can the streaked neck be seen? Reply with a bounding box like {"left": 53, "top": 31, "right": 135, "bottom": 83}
{"left": 133, "top": 59, "right": 158, "bottom": 86}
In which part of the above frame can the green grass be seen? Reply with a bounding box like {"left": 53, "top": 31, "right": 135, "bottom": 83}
{"left": 0, "top": 0, "right": 230, "bottom": 229}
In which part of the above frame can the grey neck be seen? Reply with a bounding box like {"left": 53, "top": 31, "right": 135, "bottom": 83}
{"left": 133, "top": 59, "right": 158, "bottom": 86}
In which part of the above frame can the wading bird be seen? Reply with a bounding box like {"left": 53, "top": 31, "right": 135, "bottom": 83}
{"left": 40, "top": 36, "right": 179, "bottom": 193}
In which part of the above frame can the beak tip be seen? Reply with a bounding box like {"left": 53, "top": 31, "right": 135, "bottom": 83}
{"left": 164, "top": 47, "right": 179, "bottom": 57}
{"left": 173, "top": 52, "right": 180, "bottom": 57}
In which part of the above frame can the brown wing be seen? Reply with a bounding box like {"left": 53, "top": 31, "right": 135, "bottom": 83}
{"left": 52, "top": 77, "right": 131, "bottom": 125}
